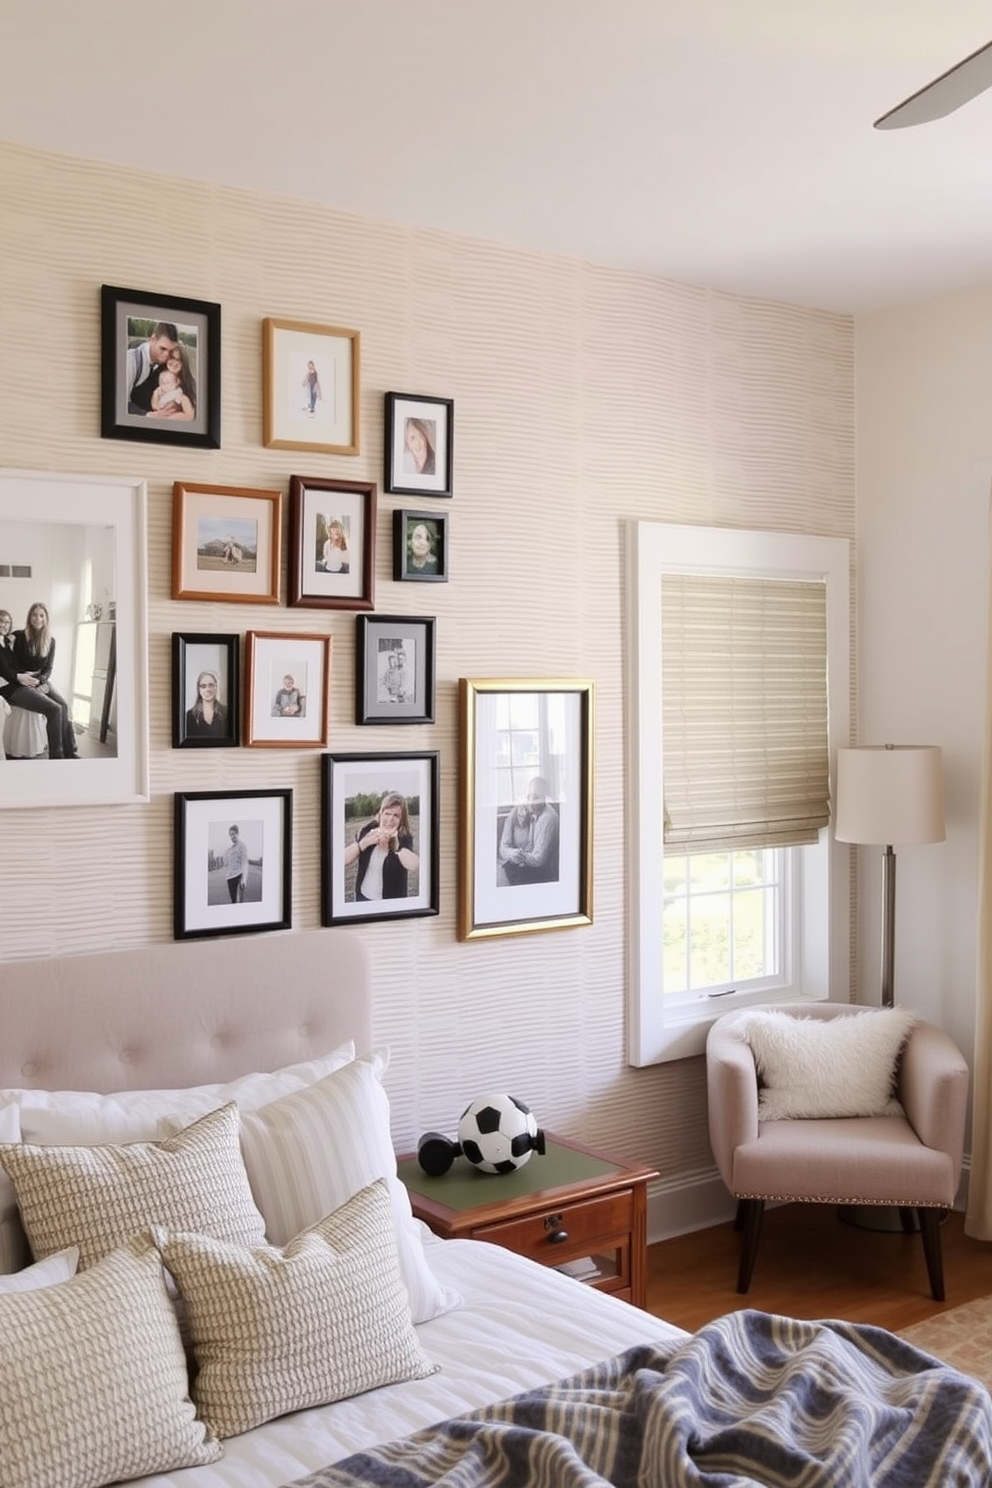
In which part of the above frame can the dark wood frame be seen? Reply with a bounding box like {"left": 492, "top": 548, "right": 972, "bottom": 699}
{"left": 320, "top": 750, "right": 440, "bottom": 926}
{"left": 384, "top": 392, "right": 454, "bottom": 498}
{"left": 393, "top": 508, "right": 449, "bottom": 583}
{"left": 171, "top": 632, "right": 240, "bottom": 749}
{"left": 355, "top": 614, "right": 436, "bottom": 725}
{"left": 101, "top": 285, "right": 221, "bottom": 449}
{"left": 174, "top": 788, "right": 292, "bottom": 940}
{"left": 172, "top": 481, "right": 282, "bottom": 605}
{"left": 243, "top": 630, "right": 332, "bottom": 748}
{"left": 288, "top": 475, "right": 376, "bottom": 611}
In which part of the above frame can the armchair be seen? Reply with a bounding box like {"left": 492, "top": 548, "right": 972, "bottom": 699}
{"left": 706, "top": 1003, "right": 969, "bottom": 1301}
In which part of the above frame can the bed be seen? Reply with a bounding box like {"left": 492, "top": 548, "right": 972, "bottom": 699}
{"left": 0, "top": 931, "right": 989, "bottom": 1488}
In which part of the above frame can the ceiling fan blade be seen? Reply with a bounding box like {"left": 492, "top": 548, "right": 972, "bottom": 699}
{"left": 874, "top": 38, "right": 992, "bottom": 129}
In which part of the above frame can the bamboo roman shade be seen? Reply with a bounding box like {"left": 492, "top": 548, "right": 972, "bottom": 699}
{"left": 661, "top": 574, "right": 829, "bottom": 851}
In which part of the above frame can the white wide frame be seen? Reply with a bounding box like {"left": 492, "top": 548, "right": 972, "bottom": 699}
{"left": 0, "top": 468, "right": 149, "bottom": 809}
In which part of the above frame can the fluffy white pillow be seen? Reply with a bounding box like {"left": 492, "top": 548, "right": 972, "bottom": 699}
{"left": 155, "top": 1180, "right": 438, "bottom": 1439}
{"left": 0, "top": 1102, "right": 266, "bottom": 1270}
{"left": 0, "top": 1236, "right": 220, "bottom": 1488}
{"left": 0, "top": 1040, "right": 355, "bottom": 1147}
{"left": 239, "top": 1050, "right": 460, "bottom": 1325}
{"left": 738, "top": 1008, "right": 916, "bottom": 1121}
{"left": 0, "top": 1247, "right": 78, "bottom": 1295}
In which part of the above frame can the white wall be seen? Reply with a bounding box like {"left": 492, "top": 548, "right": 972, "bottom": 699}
{"left": 856, "top": 286, "right": 992, "bottom": 1066}
{"left": 0, "top": 140, "right": 855, "bottom": 1237}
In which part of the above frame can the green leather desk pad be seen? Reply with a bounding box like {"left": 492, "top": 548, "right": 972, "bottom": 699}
{"left": 397, "top": 1139, "right": 621, "bottom": 1211}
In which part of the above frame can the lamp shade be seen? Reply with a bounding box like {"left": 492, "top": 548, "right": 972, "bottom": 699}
{"left": 834, "top": 745, "right": 945, "bottom": 846}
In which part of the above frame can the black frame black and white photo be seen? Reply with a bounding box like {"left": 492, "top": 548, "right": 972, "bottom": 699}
{"left": 320, "top": 751, "right": 439, "bottom": 926}
{"left": 355, "top": 614, "right": 435, "bottom": 725}
{"left": 172, "top": 632, "right": 240, "bottom": 749}
{"left": 101, "top": 285, "right": 221, "bottom": 449}
{"left": 384, "top": 392, "right": 453, "bottom": 498}
{"left": 392, "top": 508, "right": 449, "bottom": 583}
{"left": 174, "top": 788, "right": 292, "bottom": 940}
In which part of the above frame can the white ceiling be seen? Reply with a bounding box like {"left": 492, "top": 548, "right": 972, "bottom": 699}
{"left": 2, "top": 1, "right": 991, "bottom": 314}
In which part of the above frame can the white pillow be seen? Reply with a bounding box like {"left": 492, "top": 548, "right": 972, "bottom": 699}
{"left": 0, "top": 1247, "right": 78, "bottom": 1295}
{"left": 0, "top": 1101, "right": 26, "bottom": 1274}
{"left": 155, "top": 1179, "right": 438, "bottom": 1439}
{"left": 239, "top": 1051, "right": 460, "bottom": 1325}
{"left": 0, "top": 1236, "right": 220, "bottom": 1488}
{"left": 738, "top": 1008, "right": 917, "bottom": 1121}
{"left": 0, "top": 1040, "right": 355, "bottom": 1146}
{"left": 0, "top": 1102, "right": 267, "bottom": 1270}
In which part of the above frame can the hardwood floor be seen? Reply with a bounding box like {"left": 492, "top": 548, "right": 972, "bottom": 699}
{"left": 646, "top": 1204, "right": 992, "bottom": 1335}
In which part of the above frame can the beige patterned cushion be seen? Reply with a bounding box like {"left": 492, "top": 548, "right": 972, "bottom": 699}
{"left": 156, "top": 1178, "right": 438, "bottom": 1439}
{"left": 239, "top": 1051, "right": 460, "bottom": 1324}
{"left": 0, "top": 1236, "right": 220, "bottom": 1488}
{"left": 0, "top": 1102, "right": 266, "bottom": 1270}
{"left": 0, "top": 1099, "right": 27, "bottom": 1274}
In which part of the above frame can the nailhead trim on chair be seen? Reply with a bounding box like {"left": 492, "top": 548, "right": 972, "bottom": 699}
{"left": 735, "top": 1191, "right": 947, "bottom": 1207}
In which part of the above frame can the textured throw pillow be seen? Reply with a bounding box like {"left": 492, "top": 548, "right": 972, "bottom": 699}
{"left": 0, "top": 1040, "right": 355, "bottom": 1146}
{"left": 0, "top": 1246, "right": 78, "bottom": 1295}
{"left": 239, "top": 1050, "right": 460, "bottom": 1324}
{"left": 0, "top": 1236, "right": 220, "bottom": 1488}
{"left": 0, "top": 1102, "right": 266, "bottom": 1270}
{"left": 155, "top": 1179, "right": 438, "bottom": 1440}
{"left": 738, "top": 1008, "right": 917, "bottom": 1121}
{"left": 0, "top": 1100, "right": 27, "bottom": 1274}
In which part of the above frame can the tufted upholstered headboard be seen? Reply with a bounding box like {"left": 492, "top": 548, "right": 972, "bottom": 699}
{"left": 0, "top": 931, "right": 372, "bottom": 1093}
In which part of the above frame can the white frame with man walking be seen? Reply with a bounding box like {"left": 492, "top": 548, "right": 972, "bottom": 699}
{"left": 173, "top": 788, "right": 292, "bottom": 940}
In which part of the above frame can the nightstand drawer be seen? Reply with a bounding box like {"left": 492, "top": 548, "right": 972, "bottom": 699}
{"left": 471, "top": 1189, "right": 633, "bottom": 1262}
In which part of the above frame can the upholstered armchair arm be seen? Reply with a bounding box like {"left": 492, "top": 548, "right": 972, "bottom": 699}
{"left": 706, "top": 1018, "right": 760, "bottom": 1187}
{"left": 899, "top": 1020, "right": 969, "bottom": 1181}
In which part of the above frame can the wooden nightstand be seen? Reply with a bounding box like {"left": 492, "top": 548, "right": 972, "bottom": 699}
{"left": 397, "top": 1132, "right": 657, "bottom": 1309}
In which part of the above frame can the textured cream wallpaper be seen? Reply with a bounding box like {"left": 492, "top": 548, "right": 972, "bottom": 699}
{"left": 0, "top": 142, "right": 855, "bottom": 1208}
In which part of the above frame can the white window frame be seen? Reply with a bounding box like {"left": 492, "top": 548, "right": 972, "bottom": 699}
{"left": 625, "top": 522, "right": 851, "bottom": 1065}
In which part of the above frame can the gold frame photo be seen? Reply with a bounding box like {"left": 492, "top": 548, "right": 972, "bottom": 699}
{"left": 172, "top": 482, "right": 282, "bottom": 605}
{"left": 458, "top": 677, "right": 595, "bottom": 941}
{"left": 263, "top": 317, "right": 360, "bottom": 455}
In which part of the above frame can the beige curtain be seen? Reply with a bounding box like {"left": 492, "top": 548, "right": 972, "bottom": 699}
{"left": 965, "top": 508, "right": 992, "bottom": 1240}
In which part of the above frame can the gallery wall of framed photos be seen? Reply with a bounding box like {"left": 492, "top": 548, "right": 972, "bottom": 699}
{"left": 0, "top": 137, "right": 855, "bottom": 1190}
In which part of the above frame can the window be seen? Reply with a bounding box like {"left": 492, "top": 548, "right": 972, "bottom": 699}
{"left": 626, "top": 523, "right": 851, "bottom": 1065}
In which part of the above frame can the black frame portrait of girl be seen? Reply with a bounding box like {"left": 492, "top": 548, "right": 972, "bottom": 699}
{"left": 320, "top": 751, "right": 440, "bottom": 927}
{"left": 101, "top": 286, "right": 221, "bottom": 449}
{"left": 172, "top": 632, "right": 240, "bottom": 749}
{"left": 384, "top": 392, "right": 453, "bottom": 498}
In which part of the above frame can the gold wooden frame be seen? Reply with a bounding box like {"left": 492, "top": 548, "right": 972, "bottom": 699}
{"left": 263, "top": 317, "right": 360, "bottom": 456}
{"left": 172, "top": 482, "right": 282, "bottom": 605}
{"left": 458, "top": 677, "right": 594, "bottom": 941}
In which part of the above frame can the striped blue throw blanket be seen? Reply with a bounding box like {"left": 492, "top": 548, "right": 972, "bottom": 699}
{"left": 288, "top": 1310, "right": 992, "bottom": 1487}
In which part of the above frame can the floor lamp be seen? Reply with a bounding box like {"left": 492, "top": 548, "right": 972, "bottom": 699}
{"left": 834, "top": 744, "right": 945, "bottom": 1008}
{"left": 834, "top": 743, "right": 945, "bottom": 1232}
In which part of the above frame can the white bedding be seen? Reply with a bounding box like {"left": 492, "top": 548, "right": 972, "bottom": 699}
{"left": 130, "top": 1230, "right": 685, "bottom": 1488}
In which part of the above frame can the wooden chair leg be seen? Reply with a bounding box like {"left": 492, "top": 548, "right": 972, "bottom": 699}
{"left": 917, "top": 1208, "right": 945, "bottom": 1302}
{"left": 736, "top": 1198, "right": 765, "bottom": 1293}
{"left": 897, "top": 1207, "right": 917, "bottom": 1234}
{"left": 733, "top": 1198, "right": 747, "bottom": 1232}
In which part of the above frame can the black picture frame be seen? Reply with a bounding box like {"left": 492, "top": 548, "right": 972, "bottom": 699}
{"left": 288, "top": 475, "right": 376, "bottom": 610}
{"left": 355, "top": 614, "right": 436, "bottom": 725}
{"left": 393, "top": 509, "right": 449, "bottom": 583}
{"left": 101, "top": 285, "right": 221, "bottom": 449}
{"left": 384, "top": 392, "right": 453, "bottom": 498}
{"left": 174, "top": 788, "right": 292, "bottom": 940}
{"left": 320, "top": 751, "right": 440, "bottom": 926}
{"left": 172, "top": 633, "right": 240, "bottom": 748}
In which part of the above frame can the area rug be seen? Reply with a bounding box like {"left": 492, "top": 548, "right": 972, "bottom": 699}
{"left": 900, "top": 1297, "right": 992, "bottom": 1396}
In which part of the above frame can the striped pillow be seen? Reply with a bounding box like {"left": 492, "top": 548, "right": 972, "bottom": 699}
{"left": 0, "top": 1235, "right": 220, "bottom": 1487}
{"left": 156, "top": 1179, "right": 438, "bottom": 1439}
{"left": 0, "top": 1102, "right": 266, "bottom": 1270}
{"left": 239, "top": 1050, "right": 460, "bottom": 1324}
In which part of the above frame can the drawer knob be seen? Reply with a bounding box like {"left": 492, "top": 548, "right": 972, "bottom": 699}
{"left": 544, "top": 1214, "right": 569, "bottom": 1244}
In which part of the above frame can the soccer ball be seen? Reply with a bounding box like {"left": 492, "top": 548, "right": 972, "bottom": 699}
{"left": 457, "top": 1093, "right": 545, "bottom": 1175}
